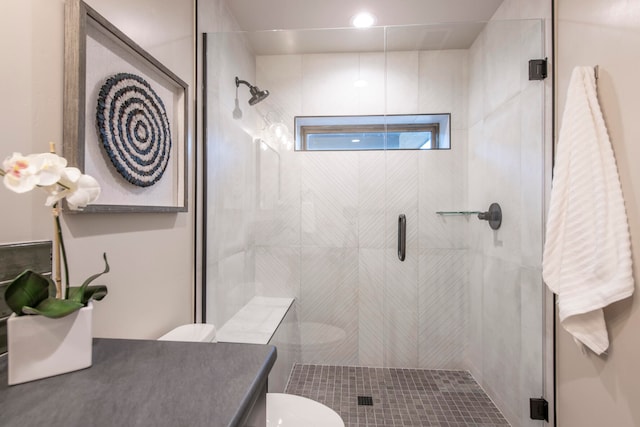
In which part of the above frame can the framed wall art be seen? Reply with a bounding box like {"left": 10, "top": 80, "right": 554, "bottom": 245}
{"left": 63, "top": 0, "right": 188, "bottom": 213}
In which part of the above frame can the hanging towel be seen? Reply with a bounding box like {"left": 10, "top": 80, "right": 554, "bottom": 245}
{"left": 542, "top": 66, "right": 634, "bottom": 355}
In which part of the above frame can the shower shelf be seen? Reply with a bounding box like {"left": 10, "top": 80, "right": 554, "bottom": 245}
{"left": 435, "top": 211, "right": 482, "bottom": 216}
{"left": 436, "top": 203, "right": 502, "bottom": 230}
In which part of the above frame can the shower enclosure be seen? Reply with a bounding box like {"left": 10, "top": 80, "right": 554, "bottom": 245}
{"left": 203, "top": 19, "right": 547, "bottom": 426}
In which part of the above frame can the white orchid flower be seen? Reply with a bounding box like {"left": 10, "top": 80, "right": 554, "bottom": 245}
{"left": 2, "top": 152, "right": 41, "bottom": 193}
{"left": 2, "top": 149, "right": 100, "bottom": 209}
{"left": 28, "top": 152, "right": 67, "bottom": 186}
{"left": 45, "top": 167, "right": 101, "bottom": 210}
{"left": 2, "top": 152, "right": 67, "bottom": 193}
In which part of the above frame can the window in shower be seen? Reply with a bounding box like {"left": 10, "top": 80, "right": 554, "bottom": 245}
{"left": 294, "top": 114, "right": 451, "bottom": 151}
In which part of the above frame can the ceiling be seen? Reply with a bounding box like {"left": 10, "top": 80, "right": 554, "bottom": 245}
{"left": 224, "top": 0, "right": 504, "bottom": 31}
{"left": 222, "top": 0, "right": 505, "bottom": 54}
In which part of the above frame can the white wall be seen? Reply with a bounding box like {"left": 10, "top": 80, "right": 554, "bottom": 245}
{"left": 556, "top": 1, "right": 640, "bottom": 426}
{"left": 0, "top": 0, "right": 195, "bottom": 339}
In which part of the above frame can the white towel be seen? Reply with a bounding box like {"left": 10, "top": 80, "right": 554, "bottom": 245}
{"left": 542, "top": 66, "right": 634, "bottom": 355}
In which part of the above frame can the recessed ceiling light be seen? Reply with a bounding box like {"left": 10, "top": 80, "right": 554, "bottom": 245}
{"left": 351, "top": 12, "right": 376, "bottom": 28}
{"left": 354, "top": 79, "right": 368, "bottom": 88}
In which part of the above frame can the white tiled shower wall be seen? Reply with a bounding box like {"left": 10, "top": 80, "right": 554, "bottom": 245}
{"left": 255, "top": 50, "right": 469, "bottom": 368}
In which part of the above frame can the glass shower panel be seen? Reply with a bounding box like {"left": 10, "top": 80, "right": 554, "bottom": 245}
{"left": 291, "top": 28, "right": 387, "bottom": 367}
{"left": 204, "top": 18, "right": 547, "bottom": 427}
{"left": 203, "top": 32, "right": 260, "bottom": 329}
{"left": 224, "top": 27, "right": 390, "bottom": 367}
{"left": 472, "top": 19, "right": 546, "bottom": 427}
{"left": 383, "top": 23, "right": 474, "bottom": 370}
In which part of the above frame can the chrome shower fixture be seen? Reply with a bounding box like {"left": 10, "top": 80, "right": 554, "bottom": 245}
{"left": 235, "top": 77, "right": 270, "bottom": 106}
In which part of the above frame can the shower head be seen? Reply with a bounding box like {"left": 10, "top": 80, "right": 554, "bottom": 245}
{"left": 235, "top": 76, "right": 270, "bottom": 106}
{"left": 248, "top": 86, "right": 270, "bottom": 105}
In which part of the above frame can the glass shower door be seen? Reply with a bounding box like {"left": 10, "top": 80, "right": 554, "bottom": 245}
{"left": 381, "top": 20, "right": 547, "bottom": 426}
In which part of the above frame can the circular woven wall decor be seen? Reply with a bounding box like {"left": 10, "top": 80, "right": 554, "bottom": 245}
{"left": 96, "top": 73, "right": 172, "bottom": 187}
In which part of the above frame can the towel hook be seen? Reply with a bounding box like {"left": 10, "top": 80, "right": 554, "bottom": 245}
{"left": 594, "top": 65, "right": 599, "bottom": 80}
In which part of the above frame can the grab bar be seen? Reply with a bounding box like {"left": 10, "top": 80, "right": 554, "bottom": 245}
{"left": 398, "top": 214, "right": 406, "bottom": 262}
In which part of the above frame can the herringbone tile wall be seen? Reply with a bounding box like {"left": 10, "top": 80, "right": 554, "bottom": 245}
{"left": 253, "top": 149, "right": 471, "bottom": 369}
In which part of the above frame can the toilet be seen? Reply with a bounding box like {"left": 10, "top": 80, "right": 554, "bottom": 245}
{"left": 159, "top": 324, "right": 344, "bottom": 427}
{"left": 266, "top": 393, "right": 344, "bottom": 427}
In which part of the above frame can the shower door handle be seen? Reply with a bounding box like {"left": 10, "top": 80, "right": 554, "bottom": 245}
{"left": 398, "top": 214, "right": 406, "bottom": 262}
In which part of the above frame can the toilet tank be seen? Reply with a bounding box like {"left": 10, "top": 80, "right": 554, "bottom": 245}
{"left": 157, "top": 324, "right": 217, "bottom": 342}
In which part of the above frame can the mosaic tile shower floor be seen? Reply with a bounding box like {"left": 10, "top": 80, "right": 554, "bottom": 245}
{"left": 285, "top": 364, "right": 510, "bottom": 427}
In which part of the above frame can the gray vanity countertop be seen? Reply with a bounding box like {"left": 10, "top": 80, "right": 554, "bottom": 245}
{"left": 0, "top": 338, "right": 277, "bottom": 427}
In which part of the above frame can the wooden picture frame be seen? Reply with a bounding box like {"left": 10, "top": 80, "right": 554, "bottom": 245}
{"left": 63, "top": 0, "right": 188, "bottom": 213}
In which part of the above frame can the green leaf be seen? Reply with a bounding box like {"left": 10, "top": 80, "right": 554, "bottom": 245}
{"left": 21, "top": 298, "right": 84, "bottom": 319}
{"left": 81, "top": 253, "right": 110, "bottom": 288}
{"left": 67, "top": 285, "right": 108, "bottom": 305}
{"left": 69, "top": 253, "right": 110, "bottom": 304}
{"left": 4, "top": 270, "right": 53, "bottom": 316}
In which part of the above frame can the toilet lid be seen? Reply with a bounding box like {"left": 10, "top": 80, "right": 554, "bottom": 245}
{"left": 157, "top": 324, "right": 217, "bottom": 342}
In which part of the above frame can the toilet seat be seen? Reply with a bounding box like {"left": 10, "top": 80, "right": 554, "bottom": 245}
{"left": 266, "top": 393, "right": 344, "bottom": 427}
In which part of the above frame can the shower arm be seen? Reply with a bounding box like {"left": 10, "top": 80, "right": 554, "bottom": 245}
{"left": 235, "top": 77, "right": 252, "bottom": 90}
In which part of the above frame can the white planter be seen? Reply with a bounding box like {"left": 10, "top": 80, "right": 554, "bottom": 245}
{"left": 7, "top": 302, "right": 93, "bottom": 385}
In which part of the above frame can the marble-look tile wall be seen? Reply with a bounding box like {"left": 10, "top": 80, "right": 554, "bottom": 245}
{"left": 255, "top": 48, "right": 469, "bottom": 368}
{"left": 466, "top": 17, "right": 545, "bottom": 427}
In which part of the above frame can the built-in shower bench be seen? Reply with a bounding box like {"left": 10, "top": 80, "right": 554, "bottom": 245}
{"left": 216, "top": 296, "right": 295, "bottom": 345}
{"left": 216, "top": 296, "right": 296, "bottom": 393}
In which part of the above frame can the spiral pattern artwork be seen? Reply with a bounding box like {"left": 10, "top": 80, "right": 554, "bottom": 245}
{"left": 96, "top": 73, "right": 172, "bottom": 187}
